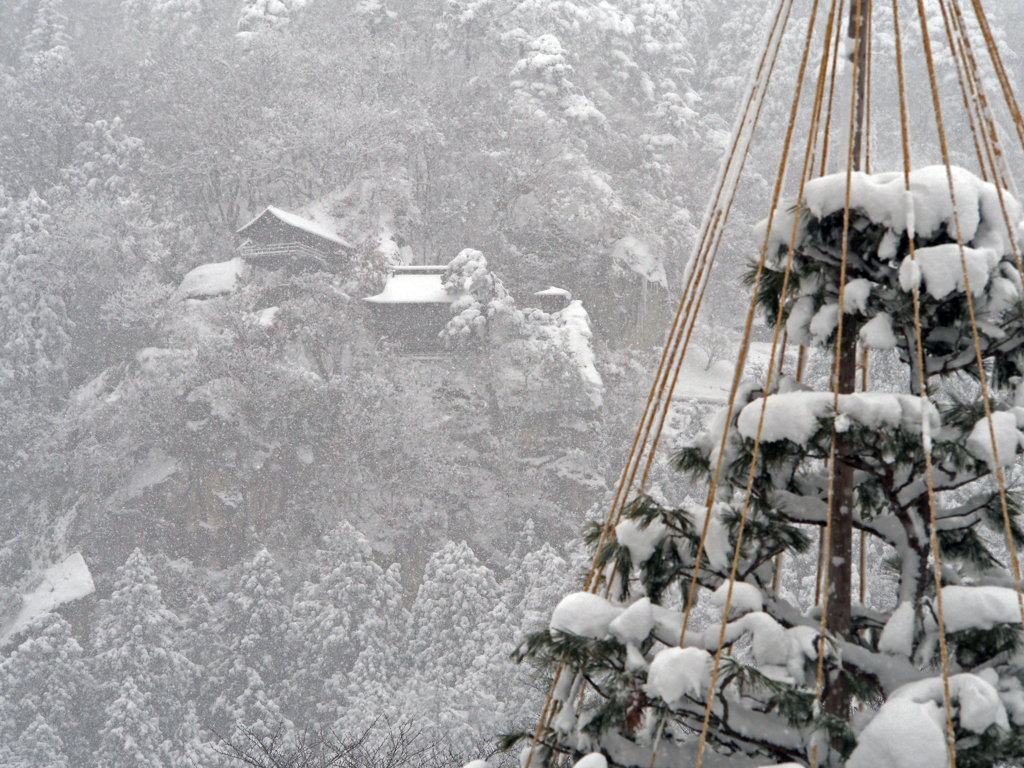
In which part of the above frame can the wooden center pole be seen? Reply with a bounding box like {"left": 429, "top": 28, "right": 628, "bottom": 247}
{"left": 824, "top": 0, "right": 870, "bottom": 733}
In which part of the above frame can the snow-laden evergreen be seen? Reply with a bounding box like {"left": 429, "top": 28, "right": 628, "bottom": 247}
{"left": 511, "top": 166, "right": 1024, "bottom": 767}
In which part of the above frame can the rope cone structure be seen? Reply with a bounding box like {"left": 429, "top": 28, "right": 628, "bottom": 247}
{"left": 511, "top": 1, "right": 1024, "bottom": 767}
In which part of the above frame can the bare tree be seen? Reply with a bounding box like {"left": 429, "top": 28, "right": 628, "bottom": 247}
{"left": 693, "top": 322, "right": 735, "bottom": 371}
{"left": 214, "top": 720, "right": 467, "bottom": 768}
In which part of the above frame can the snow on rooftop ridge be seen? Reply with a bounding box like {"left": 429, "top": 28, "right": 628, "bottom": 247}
{"left": 1, "top": 553, "right": 95, "bottom": 645}
{"left": 363, "top": 271, "right": 456, "bottom": 304}
{"left": 393, "top": 265, "right": 449, "bottom": 273}
{"left": 176, "top": 257, "right": 247, "bottom": 299}
{"left": 237, "top": 205, "right": 352, "bottom": 247}
{"left": 535, "top": 286, "right": 572, "bottom": 296}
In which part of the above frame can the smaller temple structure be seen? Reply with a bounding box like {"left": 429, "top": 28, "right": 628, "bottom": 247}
{"left": 533, "top": 286, "right": 572, "bottom": 314}
{"left": 363, "top": 266, "right": 457, "bottom": 352}
{"left": 236, "top": 206, "right": 352, "bottom": 273}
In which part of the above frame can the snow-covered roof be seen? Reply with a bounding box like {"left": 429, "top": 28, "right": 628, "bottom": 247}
{"left": 237, "top": 205, "right": 352, "bottom": 248}
{"left": 364, "top": 267, "right": 456, "bottom": 304}
{"left": 535, "top": 286, "right": 572, "bottom": 297}
{"left": 393, "top": 265, "right": 449, "bottom": 274}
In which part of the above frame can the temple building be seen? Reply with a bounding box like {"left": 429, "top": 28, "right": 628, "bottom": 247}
{"left": 363, "top": 266, "right": 458, "bottom": 352}
{"left": 236, "top": 206, "right": 353, "bottom": 273}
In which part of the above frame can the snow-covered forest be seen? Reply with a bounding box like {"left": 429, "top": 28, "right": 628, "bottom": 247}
{"left": 5, "top": 0, "right": 1024, "bottom": 766}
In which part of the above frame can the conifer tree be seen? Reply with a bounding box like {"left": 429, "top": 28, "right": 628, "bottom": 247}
{"left": 407, "top": 541, "right": 518, "bottom": 753}
{"left": 92, "top": 550, "right": 196, "bottom": 762}
{"left": 510, "top": 167, "right": 1024, "bottom": 767}
{"left": 4, "top": 714, "right": 70, "bottom": 768}
{"left": 94, "top": 677, "right": 172, "bottom": 768}
{"left": 0, "top": 190, "right": 70, "bottom": 399}
{"left": 19, "top": 0, "right": 71, "bottom": 70}
{"left": 0, "top": 614, "right": 96, "bottom": 765}
{"left": 212, "top": 549, "right": 296, "bottom": 739}
{"left": 287, "top": 521, "right": 406, "bottom": 734}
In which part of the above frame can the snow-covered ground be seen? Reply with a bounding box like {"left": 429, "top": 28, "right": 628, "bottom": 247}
{"left": 0, "top": 553, "right": 95, "bottom": 645}
{"left": 670, "top": 341, "right": 796, "bottom": 403}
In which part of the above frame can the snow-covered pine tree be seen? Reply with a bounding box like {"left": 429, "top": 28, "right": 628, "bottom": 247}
{"left": 287, "top": 521, "right": 405, "bottom": 735}
{"left": 441, "top": 248, "right": 522, "bottom": 346}
{"left": 510, "top": 166, "right": 1024, "bottom": 767}
{"left": 92, "top": 550, "right": 196, "bottom": 767}
{"left": 94, "top": 676, "right": 173, "bottom": 768}
{"left": 211, "top": 548, "right": 296, "bottom": 739}
{"left": 0, "top": 614, "right": 96, "bottom": 766}
{"left": 19, "top": 0, "right": 71, "bottom": 70}
{"left": 407, "top": 541, "right": 519, "bottom": 754}
{"left": 0, "top": 190, "right": 71, "bottom": 400}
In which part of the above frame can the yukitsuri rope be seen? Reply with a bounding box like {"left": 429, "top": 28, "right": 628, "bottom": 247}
{"left": 520, "top": 3, "right": 798, "bottom": 765}
{"left": 967, "top": 0, "right": 1024, "bottom": 172}
{"left": 619, "top": 0, "right": 800, "bottom": 517}
{"left": 679, "top": 0, "right": 836, "bottom": 652}
{"left": 813, "top": 0, "right": 846, "bottom": 177}
{"left": 934, "top": 0, "right": 990, "bottom": 179}
{"left": 886, "top": 1, "right": 959, "bottom": 763}
{"left": 589, "top": 0, "right": 799, "bottom": 599}
{"left": 884, "top": 1, "right": 962, "bottom": 765}
{"left": 859, "top": 346, "right": 868, "bottom": 605}
{"left": 937, "top": 0, "right": 1024, "bottom": 634}
{"left": 691, "top": 2, "right": 847, "bottom": 765}
{"left": 580, "top": 0, "right": 794, "bottom": 595}
{"left": 917, "top": 0, "right": 1024, "bottom": 634}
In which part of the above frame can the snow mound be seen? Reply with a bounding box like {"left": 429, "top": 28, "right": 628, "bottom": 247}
{"left": 890, "top": 674, "right": 1009, "bottom": 733}
{"left": 611, "top": 235, "right": 667, "bottom": 289}
{"left": 760, "top": 165, "right": 1022, "bottom": 256}
{"left": 572, "top": 754, "right": 607, "bottom": 768}
{"left": 550, "top": 592, "right": 623, "bottom": 638}
{"left": 645, "top": 647, "right": 712, "bottom": 706}
{"left": 557, "top": 301, "right": 604, "bottom": 407}
{"left": 256, "top": 306, "right": 279, "bottom": 327}
{"left": 710, "top": 581, "right": 763, "bottom": 617}
{"left": 940, "top": 585, "right": 1023, "bottom": 632}
{"left": 859, "top": 312, "right": 896, "bottom": 350}
{"left": 615, "top": 518, "right": 667, "bottom": 564}
{"left": 901, "top": 243, "right": 1000, "bottom": 300}
{"left": 126, "top": 449, "right": 179, "bottom": 499}
{"left": 847, "top": 697, "right": 950, "bottom": 768}
{"left": 878, "top": 601, "right": 915, "bottom": 657}
{"left": 176, "top": 257, "right": 246, "bottom": 299}
{"left": 964, "top": 412, "right": 1022, "bottom": 469}
{"left": 1, "top": 553, "right": 95, "bottom": 645}
{"left": 680, "top": 502, "right": 731, "bottom": 571}
{"left": 736, "top": 392, "right": 940, "bottom": 445}
{"left": 608, "top": 597, "right": 654, "bottom": 646}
